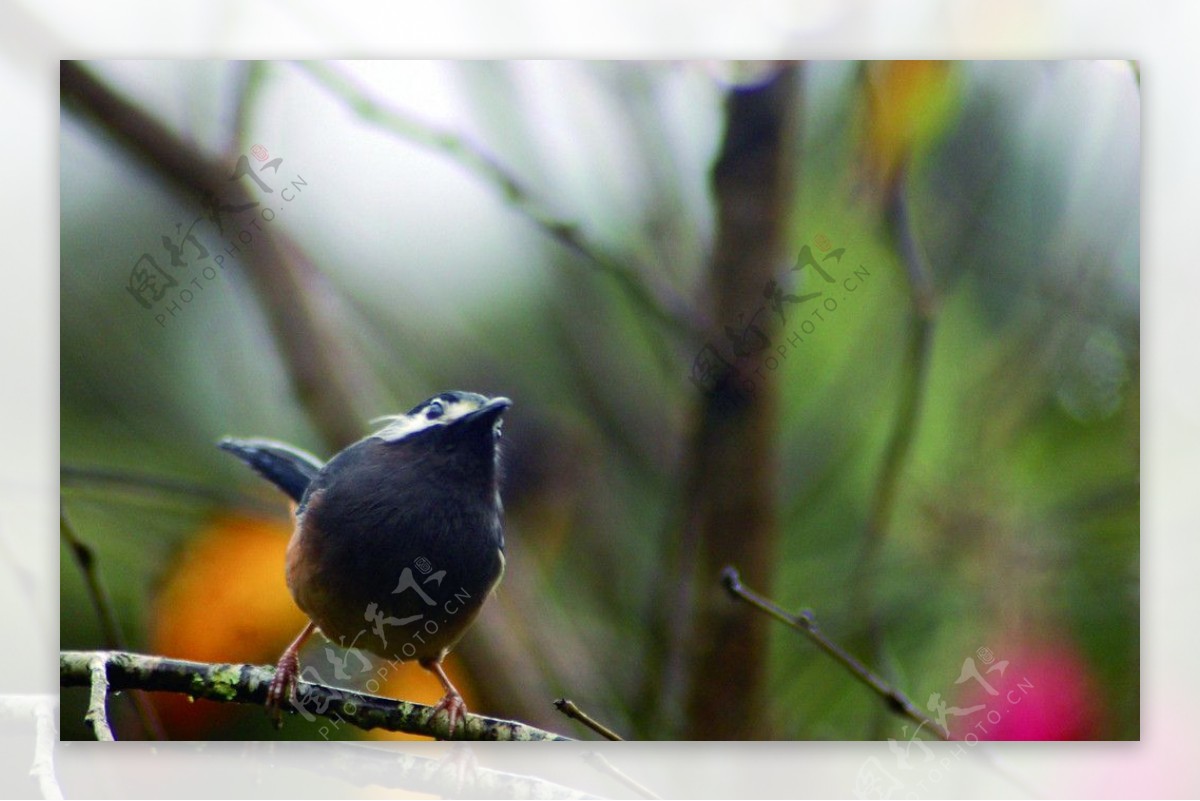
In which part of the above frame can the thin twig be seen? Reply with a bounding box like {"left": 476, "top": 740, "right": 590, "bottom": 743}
{"left": 61, "top": 60, "right": 375, "bottom": 449}
{"left": 851, "top": 175, "right": 939, "bottom": 732}
{"left": 553, "top": 698, "right": 624, "bottom": 741}
{"left": 581, "top": 752, "right": 661, "bottom": 800}
{"left": 59, "top": 508, "right": 125, "bottom": 651}
{"left": 84, "top": 656, "right": 115, "bottom": 741}
{"left": 61, "top": 465, "right": 268, "bottom": 512}
{"left": 61, "top": 651, "right": 570, "bottom": 742}
{"left": 293, "top": 60, "right": 697, "bottom": 341}
{"left": 720, "top": 567, "right": 949, "bottom": 740}
{"left": 229, "top": 60, "right": 270, "bottom": 157}
{"left": 59, "top": 507, "right": 165, "bottom": 740}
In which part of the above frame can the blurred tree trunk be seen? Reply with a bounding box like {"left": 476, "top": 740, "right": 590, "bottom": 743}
{"left": 681, "top": 65, "right": 800, "bottom": 739}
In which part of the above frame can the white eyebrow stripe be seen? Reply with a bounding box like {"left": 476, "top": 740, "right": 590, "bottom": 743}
{"left": 371, "top": 398, "right": 484, "bottom": 442}
{"left": 373, "top": 415, "right": 439, "bottom": 441}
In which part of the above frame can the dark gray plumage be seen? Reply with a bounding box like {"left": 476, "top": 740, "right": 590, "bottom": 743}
{"left": 220, "top": 391, "right": 511, "bottom": 734}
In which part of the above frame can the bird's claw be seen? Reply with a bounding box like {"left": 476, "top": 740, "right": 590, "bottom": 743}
{"left": 430, "top": 691, "right": 468, "bottom": 739}
{"left": 266, "top": 652, "right": 300, "bottom": 729}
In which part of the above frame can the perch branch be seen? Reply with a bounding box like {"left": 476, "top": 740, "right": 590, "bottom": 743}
{"left": 61, "top": 651, "right": 570, "bottom": 742}
{"left": 720, "top": 567, "right": 949, "bottom": 740}
{"left": 553, "top": 698, "right": 624, "bottom": 741}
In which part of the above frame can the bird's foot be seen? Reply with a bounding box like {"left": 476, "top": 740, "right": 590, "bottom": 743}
{"left": 267, "top": 622, "right": 317, "bottom": 728}
{"left": 266, "top": 650, "right": 300, "bottom": 728}
{"left": 436, "top": 745, "right": 480, "bottom": 794}
{"left": 429, "top": 691, "right": 468, "bottom": 740}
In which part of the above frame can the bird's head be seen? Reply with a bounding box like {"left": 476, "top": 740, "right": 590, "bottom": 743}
{"left": 371, "top": 391, "right": 511, "bottom": 449}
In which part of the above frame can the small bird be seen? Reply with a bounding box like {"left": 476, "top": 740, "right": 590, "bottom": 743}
{"left": 219, "top": 391, "right": 511, "bottom": 736}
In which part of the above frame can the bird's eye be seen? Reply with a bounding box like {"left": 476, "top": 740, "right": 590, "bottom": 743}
{"left": 425, "top": 401, "right": 445, "bottom": 420}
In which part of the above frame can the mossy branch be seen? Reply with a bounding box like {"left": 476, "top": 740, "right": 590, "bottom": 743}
{"left": 60, "top": 650, "right": 570, "bottom": 742}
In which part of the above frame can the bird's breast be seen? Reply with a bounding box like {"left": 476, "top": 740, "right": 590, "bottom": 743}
{"left": 285, "top": 480, "right": 504, "bottom": 662}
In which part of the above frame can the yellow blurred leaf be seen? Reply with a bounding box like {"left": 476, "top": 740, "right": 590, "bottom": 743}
{"left": 863, "top": 60, "right": 961, "bottom": 191}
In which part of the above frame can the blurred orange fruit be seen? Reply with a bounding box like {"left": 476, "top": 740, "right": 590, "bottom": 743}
{"left": 148, "top": 513, "right": 476, "bottom": 739}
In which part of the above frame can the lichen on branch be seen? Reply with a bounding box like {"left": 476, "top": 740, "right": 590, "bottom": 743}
{"left": 60, "top": 650, "right": 569, "bottom": 741}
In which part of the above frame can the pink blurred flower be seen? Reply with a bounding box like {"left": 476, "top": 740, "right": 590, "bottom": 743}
{"left": 950, "top": 639, "right": 1104, "bottom": 740}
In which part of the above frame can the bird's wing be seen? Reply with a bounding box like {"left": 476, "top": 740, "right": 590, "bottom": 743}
{"left": 218, "top": 437, "right": 325, "bottom": 503}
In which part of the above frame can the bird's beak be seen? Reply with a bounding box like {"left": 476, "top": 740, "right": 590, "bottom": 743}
{"left": 458, "top": 396, "right": 511, "bottom": 428}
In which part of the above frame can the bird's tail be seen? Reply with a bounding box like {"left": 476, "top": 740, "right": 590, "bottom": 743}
{"left": 218, "top": 438, "right": 324, "bottom": 503}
